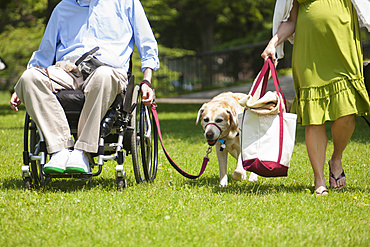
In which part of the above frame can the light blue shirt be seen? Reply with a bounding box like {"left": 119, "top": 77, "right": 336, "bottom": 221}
{"left": 28, "top": 0, "right": 159, "bottom": 73}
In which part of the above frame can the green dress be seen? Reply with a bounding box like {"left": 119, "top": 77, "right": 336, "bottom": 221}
{"left": 291, "top": 0, "right": 370, "bottom": 125}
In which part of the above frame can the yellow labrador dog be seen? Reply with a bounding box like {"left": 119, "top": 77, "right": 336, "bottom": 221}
{"left": 196, "top": 92, "right": 258, "bottom": 187}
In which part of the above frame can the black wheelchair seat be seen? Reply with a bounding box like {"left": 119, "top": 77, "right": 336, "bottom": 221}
{"left": 55, "top": 90, "right": 85, "bottom": 130}
{"left": 56, "top": 89, "right": 85, "bottom": 111}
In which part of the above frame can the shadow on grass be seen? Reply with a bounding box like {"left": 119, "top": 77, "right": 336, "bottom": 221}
{"left": 183, "top": 175, "right": 308, "bottom": 195}
{"left": 181, "top": 174, "right": 370, "bottom": 195}
{"left": 0, "top": 178, "right": 25, "bottom": 190}
{"left": 0, "top": 176, "right": 140, "bottom": 192}
{"left": 2, "top": 175, "right": 368, "bottom": 195}
{"left": 0, "top": 103, "right": 26, "bottom": 116}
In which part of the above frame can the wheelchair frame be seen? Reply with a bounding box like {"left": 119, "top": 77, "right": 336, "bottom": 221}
{"left": 21, "top": 75, "right": 159, "bottom": 191}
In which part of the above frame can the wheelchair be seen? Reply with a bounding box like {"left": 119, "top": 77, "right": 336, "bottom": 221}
{"left": 21, "top": 74, "right": 159, "bottom": 191}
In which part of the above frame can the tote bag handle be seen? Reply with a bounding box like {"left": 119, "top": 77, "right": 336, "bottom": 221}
{"left": 248, "top": 58, "right": 286, "bottom": 164}
{"left": 250, "top": 58, "right": 287, "bottom": 109}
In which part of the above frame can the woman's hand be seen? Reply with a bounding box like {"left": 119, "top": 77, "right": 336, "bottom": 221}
{"left": 261, "top": 42, "right": 277, "bottom": 62}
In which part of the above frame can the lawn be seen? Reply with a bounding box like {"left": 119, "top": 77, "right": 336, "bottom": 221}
{"left": 0, "top": 91, "right": 369, "bottom": 246}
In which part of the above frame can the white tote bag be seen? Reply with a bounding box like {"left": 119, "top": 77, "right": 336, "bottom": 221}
{"left": 238, "top": 58, "right": 297, "bottom": 177}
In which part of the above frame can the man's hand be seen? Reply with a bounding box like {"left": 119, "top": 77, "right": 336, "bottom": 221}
{"left": 141, "top": 83, "right": 155, "bottom": 106}
{"left": 10, "top": 92, "right": 21, "bottom": 111}
{"left": 141, "top": 68, "right": 154, "bottom": 106}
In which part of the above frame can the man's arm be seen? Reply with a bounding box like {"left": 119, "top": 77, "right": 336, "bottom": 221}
{"left": 129, "top": 0, "right": 159, "bottom": 106}
{"left": 28, "top": 6, "right": 60, "bottom": 68}
{"left": 130, "top": 0, "right": 160, "bottom": 72}
{"left": 141, "top": 68, "right": 155, "bottom": 106}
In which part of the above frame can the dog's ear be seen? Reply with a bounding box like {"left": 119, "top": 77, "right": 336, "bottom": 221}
{"left": 226, "top": 108, "right": 239, "bottom": 138}
{"left": 196, "top": 104, "right": 206, "bottom": 125}
{"left": 226, "top": 108, "right": 238, "bottom": 127}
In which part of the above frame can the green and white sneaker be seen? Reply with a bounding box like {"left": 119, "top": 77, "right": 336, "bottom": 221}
{"left": 43, "top": 148, "right": 70, "bottom": 174}
{"left": 65, "top": 149, "right": 90, "bottom": 174}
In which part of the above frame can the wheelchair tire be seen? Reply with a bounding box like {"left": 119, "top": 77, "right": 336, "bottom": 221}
{"left": 130, "top": 86, "right": 146, "bottom": 183}
{"left": 139, "top": 101, "right": 158, "bottom": 182}
{"left": 24, "top": 114, "right": 42, "bottom": 188}
{"left": 130, "top": 85, "right": 158, "bottom": 183}
{"left": 29, "top": 119, "right": 41, "bottom": 186}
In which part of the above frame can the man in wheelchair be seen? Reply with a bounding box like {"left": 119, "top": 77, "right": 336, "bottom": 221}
{"left": 10, "top": 0, "right": 159, "bottom": 175}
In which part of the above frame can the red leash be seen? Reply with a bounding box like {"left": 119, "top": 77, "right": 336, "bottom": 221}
{"left": 151, "top": 104, "right": 211, "bottom": 179}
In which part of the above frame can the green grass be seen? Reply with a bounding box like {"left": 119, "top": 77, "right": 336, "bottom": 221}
{"left": 0, "top": 91, "right": 369, "bottom": 246}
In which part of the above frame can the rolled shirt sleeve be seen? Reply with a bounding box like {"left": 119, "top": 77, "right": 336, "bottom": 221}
{"left": 130, "top": 0, "right": 160, "bottom": 72}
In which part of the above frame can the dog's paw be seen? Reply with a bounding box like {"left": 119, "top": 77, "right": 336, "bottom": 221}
{"left": 219, "top": 176, "right": 228, "bottom": 187}
{"left": 248, "top": 172, "right": 258, "bottom": 182}
{"left": 232, "top": 169, "right": 247, "bottom": 181}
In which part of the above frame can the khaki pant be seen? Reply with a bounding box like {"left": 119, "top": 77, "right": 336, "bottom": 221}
{"left": 15, "top": 65, "right": 127, "bottom": 153}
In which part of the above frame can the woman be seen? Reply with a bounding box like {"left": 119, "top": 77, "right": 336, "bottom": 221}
{"left": 261, "top": 0, "right": 370, "bottom": 195}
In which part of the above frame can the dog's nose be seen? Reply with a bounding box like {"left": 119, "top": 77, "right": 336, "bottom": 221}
{"left": 206, "top": 131, "right": 214, "bottom": 139}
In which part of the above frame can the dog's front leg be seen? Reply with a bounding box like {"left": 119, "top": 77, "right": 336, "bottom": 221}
{"left": 216, "top": 144, "right": 228, "bottom": 187}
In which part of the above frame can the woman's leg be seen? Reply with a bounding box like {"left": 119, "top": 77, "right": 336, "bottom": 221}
{"left": 329, "top": 114, "right": 355, "bottom": 189}
{"left": 305, "top": 124, "right": 327, "bottom": 193}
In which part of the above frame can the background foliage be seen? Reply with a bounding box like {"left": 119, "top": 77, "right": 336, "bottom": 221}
{"left": 0, "top": 0, "right": 276, "bottom": 92}
{"left": 0, "top": 0, "right": 369, "bottom": 93}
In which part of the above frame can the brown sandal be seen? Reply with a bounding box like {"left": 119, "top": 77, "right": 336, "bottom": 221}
{"left": 328, "top": 161, "right": 346, "bottom": 190}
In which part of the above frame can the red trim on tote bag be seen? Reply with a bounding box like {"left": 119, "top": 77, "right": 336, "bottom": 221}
{"left": 243, "top": 158, "right": 288, "bottom": 177}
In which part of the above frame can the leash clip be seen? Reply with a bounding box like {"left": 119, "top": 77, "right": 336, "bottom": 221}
{"left": 205, "top": 146, "right": 212, "bottom": 159}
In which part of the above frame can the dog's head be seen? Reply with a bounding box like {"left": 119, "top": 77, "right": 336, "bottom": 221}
{"left": 196, "top": 101, "right": 238, "bottom": 146}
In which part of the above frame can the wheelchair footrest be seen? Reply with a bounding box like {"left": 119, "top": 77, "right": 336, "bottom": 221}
{"left": 21, "top": 165, "right": 31, "bottom": 179}
{"left": 44, "top": 173, "right": 93, "bottom": 179}
{"left": 115, "top": 164, "right": 126, "bottom": 179}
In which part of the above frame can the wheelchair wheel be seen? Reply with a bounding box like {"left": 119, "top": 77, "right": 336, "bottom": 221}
{"left": 25, "top": 114, "right": 43, "bottom": 187}
{"left": 130, "top": 86, "right": 145, "bottom": 183}
{"left": 139, "top": 99, "right": 159, "bottom": 182}
{"left": 29, "top": 120, "right": 40, "bottom": 186}
{"left": 130, "top": 85, "right": 158, "bottom": 183}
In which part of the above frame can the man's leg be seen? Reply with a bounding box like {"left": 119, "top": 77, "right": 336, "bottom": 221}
{"left": 15, "top": 67, "right": 75, "bottom": 153}
{"left": 15, "top": 66, "right": 75, "bottom": 173}
{"left": 67, "top": 66, "right": 127, "bottom": 173}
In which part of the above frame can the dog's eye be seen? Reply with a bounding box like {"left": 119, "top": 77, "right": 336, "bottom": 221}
{"left": 203, "top": 117, "right": 209, "bottom": 123}
{"left": 215, "top": 119, "right": 223, "bottom": 123}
